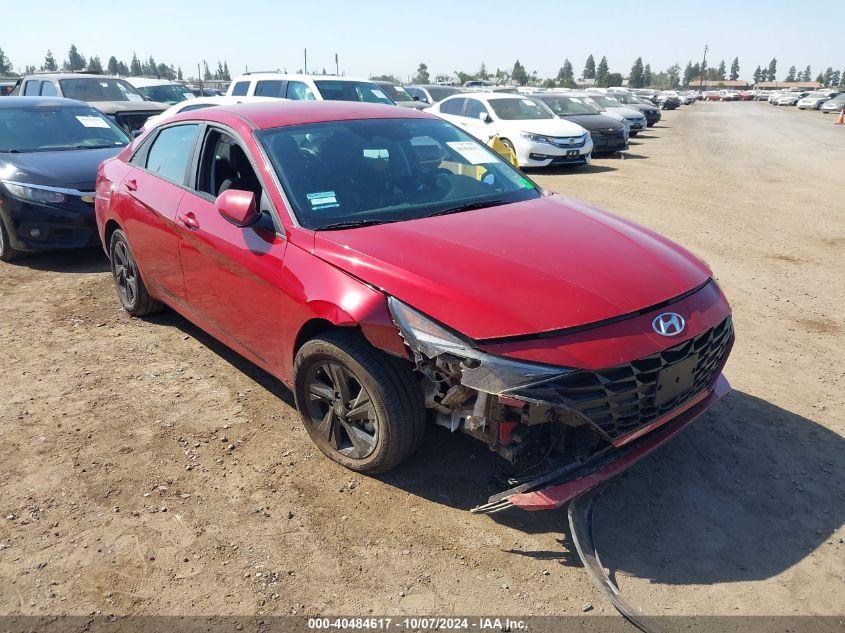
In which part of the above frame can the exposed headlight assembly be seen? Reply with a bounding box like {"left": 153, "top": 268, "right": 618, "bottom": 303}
{"left": 388, "top": 297, "right": 573, "bottom": 395}
{"left": 520, "top": 132, "right": 552, "bottom": 144}
{"left": 1, "top": 181, "right": 68, "bottom": 204}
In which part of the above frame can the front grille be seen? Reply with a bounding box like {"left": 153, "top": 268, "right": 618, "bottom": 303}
{"left": 115, "top": 111, "right": 157, "bottom": 132}
{"left": 514, "top": 317, "right": 733, "bottom": 441}
{"left": 548, "top": 137, "right": 586, "bottom": 149}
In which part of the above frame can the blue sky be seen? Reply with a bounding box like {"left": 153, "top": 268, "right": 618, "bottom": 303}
{"left": 1, "top": 0, "right": 842, "bottom": 81}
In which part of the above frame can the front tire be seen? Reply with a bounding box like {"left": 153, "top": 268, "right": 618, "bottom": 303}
{"left": 0, "top": 217, "right": 24, "bottom": 262}
{"left": 109, "top": 229, "right": 162, "bottom": 317}
{"left": 294, "top": 330, "right": 425, "bottom": 474}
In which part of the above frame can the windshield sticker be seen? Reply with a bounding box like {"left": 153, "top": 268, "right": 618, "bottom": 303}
{"left": 371, "top": 89, "right": 387, "bottom": 100}
{"left": 75, "top": 115, "right": 110, "bottom": 128}
{"left": 519, "top": 177, "right": 534, "bottom": 189}
{"left": 307, "top": 191, "right": 339, "bottom": 210}
{"left": 446, "top": 141, "right": 498, "bottom": 165}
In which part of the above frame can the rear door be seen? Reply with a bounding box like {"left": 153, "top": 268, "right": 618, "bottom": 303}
{"left": 175, "top": 125, "right": 288, "bottom": 370}
{"left": 435, "top": 97, "right": 467, "bottom": 127}
{"left": 119, "top": 123, "right": 201, "bottom": 304}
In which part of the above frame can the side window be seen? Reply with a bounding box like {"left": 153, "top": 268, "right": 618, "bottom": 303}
{"left": 231, "top": 81, "right": 249, "bottom": 96}
{"left": 39, "top": 81, "right": 57, "bottom": 97}
{"left": 464, "top": 99, "right": 488, "bottom": 119}
{"left": 439, "top": 97, "right": 466, "bottom": 115}
{"left": 196, "top": 129, "right": 263, "bottom": 200}
{"left": 144, "top": 124, "right": 200, "bottom": 184}
{"left": 23, "top": 80, "right": 39, "bottom": 96}
{"left": 287, "top": 81, "right": 316, "bottom": 100}
{"left": 256, "top": 80, "right": 286, "bottom": 97}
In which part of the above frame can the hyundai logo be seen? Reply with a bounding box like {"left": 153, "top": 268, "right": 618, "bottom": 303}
{"left": 652, "top": 312, "right": 686, "bottom": 337}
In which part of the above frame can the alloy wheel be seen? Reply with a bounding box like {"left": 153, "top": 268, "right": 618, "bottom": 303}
{"left": 302, "top": 361, "right": 378, "bottom": 459}
{"left": 113, "top": 239, "right": 138, "bottom": 307}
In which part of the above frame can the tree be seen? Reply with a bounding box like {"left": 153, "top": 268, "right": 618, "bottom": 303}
{"left": 0, "top": 47, "right": 12, "bottom": 75}
{"left": 557, "top": 58, "right": 575, "bottom": 88}
{"left": 753, "top": 66, "right": 762, "bottom": 83}
{"left": 413, "top": 63, "right": 430, "bottom": 84}
{"left": 682, "top": 61, "right": 694, "bottom": 87}
{"left": 129, "top": 53, "right": 142, "bottom": 76}
{"left": 511, "top": 59, "right": 528, "bottom": 86}
{"left": 146, "top": 56, "right": 158, "bottom": 76}
{"left": 766, "top": 58, "right": 777, "bottom": 82}
{"left": 785, "top": 65, "right": 796, "bottom": 82}
{"left": 42, "top": 49, "right": 58, "bottom": 71}
{"left": 88, "top": 56, "right": 103, "bottom": 74}
{"left": 730, "top": 57, "right": 740, "bottom": 81}
{"left": 643, "top": 64, "right": 652, "bottom": 87}
{"left": 831, "top": 69, "right": 841, "bottom": 88}
{"left": 629, "top": 57, "right": 644, "bottom": 88}
{"left": 177, "top": 66, "right": 183, "bottom": 81}
{"left": 583, "top": 54, "right": 596, "bottom": 79}
{"left": 107, "top": 56, "right": 120, "bottom": 75}
{"left": 66, "top": 44, "right": 85, "bottom": 71}
{"left": 716, "top": 60, "right": 726, "bottom": 80}
{"left": 802, "top": 65, "right": 811, "bottom": 82}
{"left": 595, "top": 56, "right": 609, "bottom": 84}
{"left": 117, "top": 61, "right": 129, "bottom": 75}
{"left": 666, "top": 63, "right": 681, "bottom": 88}
{"left": 478, "top": 61, "right": 489, "bottom": 80}
{"left": 25, "top": 65, "right": 35, "bottom": 74}
{"left": 203, "top": 61, "right": 212, "bottom": 81}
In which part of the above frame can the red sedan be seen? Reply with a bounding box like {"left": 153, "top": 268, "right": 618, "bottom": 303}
{"left": 95, "top": 102, "right": 733, "bottom": 512}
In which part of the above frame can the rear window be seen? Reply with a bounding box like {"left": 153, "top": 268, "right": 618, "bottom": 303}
{"left": 256, "top": 80, "right": 286, "bottom": 97}
{"left": 231, "top": 81, "right": 249, "bottom": 96}
{"left": 314, "top": 80, "right": 395, "bottom": 104}
{"left": 144, "top": 124, "right": 200, "bottom": 183}
{"left": 59, "top": 78, "right": 145, "bottom": 103}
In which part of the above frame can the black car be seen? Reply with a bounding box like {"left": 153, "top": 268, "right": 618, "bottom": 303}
{"left": 532, "top": 94, "right": 628, "bottom": 154}
{"left": 0, "top": 97, "right": 130, "bottom": 261}
{"left": 608, "top": 91, "right": 662, "bottom": 126}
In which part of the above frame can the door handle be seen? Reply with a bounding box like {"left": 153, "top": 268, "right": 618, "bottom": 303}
{"left": 178, "top": 211, "right": 200, "bottom": 230}
{"left": 125, "top": 178, "right": 138, "bottom": 192}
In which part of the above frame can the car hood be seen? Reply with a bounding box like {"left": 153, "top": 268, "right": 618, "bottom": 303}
{"left": 605, "top": 105, "right": 646, "bottom": 119}
{"left": 313, "top": 195, "right": 712, "bottom": 340}
{"left": 496, "top": 117, "right": 588, "bottom": 137}
{"left": 557, "top": 113, "right": 624, "bottom": 132}
{"left": 630, "top": 103, "right": 659, "bottom": 114}
{"left": 90, "top": 100, "right": 169, "bottom": 114}
{"left": 0, "top": 147, "right": 124, "bottom": 190}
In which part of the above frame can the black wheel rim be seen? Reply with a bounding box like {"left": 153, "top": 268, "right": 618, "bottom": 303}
{"left": 113, "top": 239, "right": 138, "bottom": 307}
{"left": 302, "top": 361, "right": 378, "bottom": 460}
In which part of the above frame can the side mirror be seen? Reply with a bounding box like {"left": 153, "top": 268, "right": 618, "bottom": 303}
{"left": 216, "top": 189, "right": 258, "bottom": 227}
{"left": 479, "top": 111, "right": 491, "bottom": 123}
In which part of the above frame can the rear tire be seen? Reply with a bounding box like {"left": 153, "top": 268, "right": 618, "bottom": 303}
{"left": 294, "top": 330, "right": 425, "bottom": 474}
{"left": 109, "top": 229, "right": 162, "bottom": 317}
{"left": 0, "top": 217, "right": 25, "bottom": 262}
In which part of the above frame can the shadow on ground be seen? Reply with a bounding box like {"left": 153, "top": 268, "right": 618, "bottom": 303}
{"left": 12, "top": 246, "right": 109, "bottom": 274}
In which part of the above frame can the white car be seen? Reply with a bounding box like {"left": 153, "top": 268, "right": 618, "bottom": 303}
{"left": 578, "top": 93, "right": 647, "bottom": 135}
{"left": 141, "top": 96, "right": 280, "bottom": 131}
{"left": 775, "top": 91, "right": 809, "bottom": 106}
{"left": 428, "top": 92, "right": 592, "bottom": 168}
{"left": 125, "top": 77, "right": 196, "bottom": 105}
{"left": 797, "top": 90, "right": 841, "bottom": 110}
{"left": 226, "top": 73, "right": 395, "bottom": 104}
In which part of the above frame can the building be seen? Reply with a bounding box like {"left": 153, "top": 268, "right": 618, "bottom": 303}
{"left": 689, "top": 79, "right": 751, "bottom": 91}
{"left": 754, "top": 81, "right": 821, "bottom": 90}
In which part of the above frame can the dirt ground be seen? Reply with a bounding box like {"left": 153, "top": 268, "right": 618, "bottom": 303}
{"left": 0, "top": 102, "right": 843, "bottom": 621}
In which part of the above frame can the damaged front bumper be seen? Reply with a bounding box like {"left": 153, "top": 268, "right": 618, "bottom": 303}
{"left": 472, "top": 374, "right": 731, "bottom": 513}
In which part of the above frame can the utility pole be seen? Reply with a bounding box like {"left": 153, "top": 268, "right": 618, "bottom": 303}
{"left": 197, "top": 62, "right": 202, "bottom": 95}
{"left": 698, "top": 44, "right": 709, "bottom": 93}
{"left": 304, "top": 48, "right": 308, "bottom": 74}
{"left": 335, "top": 53, "right": 339, "bottom": 76}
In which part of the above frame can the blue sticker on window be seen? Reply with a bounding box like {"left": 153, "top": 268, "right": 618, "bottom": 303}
{"left": 307, "top": 191, "right": 339, "bottom": 210}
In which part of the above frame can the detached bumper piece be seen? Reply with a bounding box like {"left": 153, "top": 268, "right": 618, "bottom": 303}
{"left": 471, "top": 374, "right": 731, "bottom": 513}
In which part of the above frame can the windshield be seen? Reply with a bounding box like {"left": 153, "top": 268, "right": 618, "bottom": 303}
{"left": 488, "top": 98, "right": 553, "bottom": 120}
{"left": 59, "top": 78, "right": 146, "bottom": 103}
{"left": 589, "top": 95, "right": 622, "bottom": 108}
{"left": 427, "top": 86, "right": 460, "bottom": 102}
{"left": 377, "top": 83, "right": 412, "bottom": 101}
{"left": 0, "top": 105, "right": 130, "bottom": 152}
{"left": 136, "top": 83, "right": 195, "bottom": 105}
{"left": 258, "top": 118, "right": 540, "bottom": 230}
{"left": 612, "top": 93, "right": 641, "bottom": 105}
{"left": 314, "top": 81, "right": 395, "bottom": 104}
{"left": 536, "top": 95, "right": 600, "bottom": 115}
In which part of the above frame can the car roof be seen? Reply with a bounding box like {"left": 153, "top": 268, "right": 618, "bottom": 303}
{"left": 230, "top": 73, "right": 371, "bottom": 83}
{"left": 444, "top": 92, "right": 528, "bottom": 102}
{"left": 126, "top": 77, "right": 183, "bottom": 87}
{"left": 172, "top": 100, "right": 432, "bottom": 130}
{"left": 0, "top": 96, "right": 90, "bottom": 108}
{"left": 22, "top": 73, "right": 121, "bottom": 80}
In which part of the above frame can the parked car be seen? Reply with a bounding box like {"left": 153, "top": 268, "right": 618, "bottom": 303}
{"left": 820, "top": 93, "right": 845, "bottom": 113}
{"left": 11, "top": 73, "right": 168, "bottom": 133}
{"left": 0, "top": 79, "right": 16, "bottom": 96}
{"left": 372, "top": 81, "right": 428, "bottom": 110}
{"left": 94, "top": 101, "right": 734, "bottom": 512}
{"left": 532, "top": 93, "right": 628, "bottom": 153}
{"left": 768, "top": 90, "right": 789, "bottom": 104}
{"left": 631, "top": 89, "right": 658, "bottom": 104}
{"left": 428, "top": 92, "right": 592, "bottom": 167}
{"left": 227, "top": 73, "right": 395, "bottom": 104}
{"left": 126, "top": 77, "right": 197, "bottom": 105}
{"left": 0, "top": 97, "right": 130, "bottom": 261}
{"left": 738, "top": 91, "right": 755, "bottom": 101}
{"left": 775, "top": 91, "right": 809, "bottom": 106}
{"left": 797, "top": 90, "right": 841, "bottom": 110}
{"left": 606, "top": 90, "right": 661, "bottom": 126}
{"left": 141, "top": 96, "right": 281, "bottom": 131}
{"left": 404, "top": 84, "right": 462, "bottom": 105}
{"left": 754, "top": 90, "right": 772, "bottom": 101}
{"left": 657, "top": 91, "right": 682, "bottom": 109}
{"left": 719, "top": 90, "right": 741, "bottom": 101}
{"left": 580, "top": 93, "right": 648, "bottom": 134}
{"left": 703, "top": 91, "right": 721, "bottom": 101}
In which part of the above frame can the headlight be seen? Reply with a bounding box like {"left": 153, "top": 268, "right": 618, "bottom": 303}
{"left": 388, "top": 297, "right": 572, "bottom": 394}
{"left": 520, "top": 132, "right": 552, "bottom": 144}
{"left": 2, "top": 182, "right": 67, "bottom": 204}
